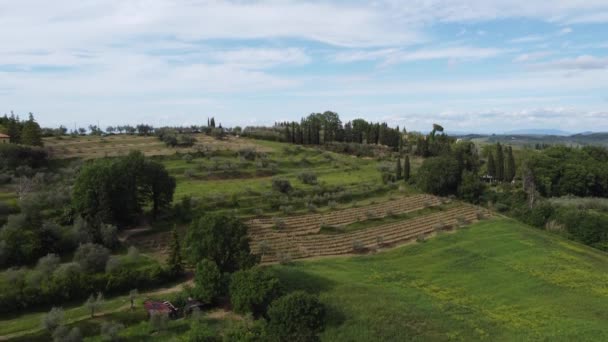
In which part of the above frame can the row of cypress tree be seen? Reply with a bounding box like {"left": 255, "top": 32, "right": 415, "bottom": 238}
{"left": 487, "top": 142, "right": 516, "bottom": 182}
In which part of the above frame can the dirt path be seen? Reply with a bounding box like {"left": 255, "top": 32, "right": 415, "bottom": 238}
{"left": 0, "top": 279, "right": 193, "bottom": 341}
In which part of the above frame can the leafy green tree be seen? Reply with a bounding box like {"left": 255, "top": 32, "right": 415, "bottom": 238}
{"left": 167, "top": 226, "right": 183, "bottom": 276}
{"left": 416, "top": 156, "right": 461, "bottom": 196}
{"left": 41, "top": 307, "right": 64, "bottom": 333}
{"left": 142, "top": 160, "right": 176, "bottom": 219}
{"left": 266, "top": 291, "right": 325, "bottom": 342}
{"left": 496, "top": 143, "right": 505, "bottom": 181}
{"left": 73, "top": 243, "right": 110, "bottom": 274}
{"left": 193, "top": 259, "right": 222, "bottom": 304}
{"left": 457, "top": 171, "right": 485, "bottom": 204}
{"left": 21, "top": 113, "right": 43, "bottom": 146}
{"left": 185, "top": 213, "right": 258, "bottom": 273}
{"left": 229, "top": 267, "right": 282, "bottom": 317}
{"left": 72, "top": 152, "right": 175, "bottom": 225}
{"left": 85, "top": 293, "right": 104, "bottom": 318}
{"left": 403, "top": 155, "right": 411, "bottom": 181}
{"left": 395, "top": 157, "right": 402, "bottom": 180}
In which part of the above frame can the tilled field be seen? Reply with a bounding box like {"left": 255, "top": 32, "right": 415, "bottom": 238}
{"left": 247, "top": 195, "right": 490, "bottom": 263}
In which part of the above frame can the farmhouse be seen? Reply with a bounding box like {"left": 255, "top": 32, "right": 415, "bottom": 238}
{"left": 143, "top": 300, "right": 179, "bottom": 318}
{"left": 0, "top": 133, "right": 9, "bottom": 143}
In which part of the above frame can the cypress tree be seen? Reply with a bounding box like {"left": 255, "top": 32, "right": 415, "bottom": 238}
{"left": 396, "top": 156, "right": 402, "bottom": 180}
{"left": 403, "top": 155, "right": 411, "bottom": 181}
{"left": 496, "top": 143, "right": 505, "bottom": 181}
{"left": 7, "top": 113, "right": 21, "bottom": 144}
{"left": 487, "top": 152, "right": 496, "bottom": 180}
{"left": 506, "top": 146, "right": 516, "bottom": 182}
{"left": 20, "top": 113, "right": 42, "bottom": 146}
{"left": 168, "top": 225, "right": 184, "bottom": 276}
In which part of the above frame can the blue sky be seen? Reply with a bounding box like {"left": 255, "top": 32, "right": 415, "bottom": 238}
{"left": 1, "top": 1, "right": 608, "bottom": 133}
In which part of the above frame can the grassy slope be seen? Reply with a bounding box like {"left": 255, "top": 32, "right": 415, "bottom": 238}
{"left": 274, "top": 218, "right": 608, "bottom": 341}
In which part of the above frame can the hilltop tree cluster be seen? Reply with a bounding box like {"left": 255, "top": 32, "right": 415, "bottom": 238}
{"left": 0, "top": 112, "right": 43, "bottom": 146}
{"left": 243, "top": 111, "right": 404, "bottom": 150}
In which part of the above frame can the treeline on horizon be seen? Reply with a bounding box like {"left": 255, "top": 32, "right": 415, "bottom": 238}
{"left": 242, "top": 111, "right": 404, "bottom": 150}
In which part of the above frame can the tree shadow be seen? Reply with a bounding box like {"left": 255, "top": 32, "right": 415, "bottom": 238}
{"left": 271, "top": 267, "right": 336, "bottom": 294}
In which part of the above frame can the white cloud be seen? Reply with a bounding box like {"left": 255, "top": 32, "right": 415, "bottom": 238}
{"left": 212, "top": 48, "right": 311, "bottom": 69}
{"left": 530, "top": 55, "right": 608, "bottom": 70}
{"left": 333, "top": 46, "right": 504, "bottom": 65}
{"left": 509, "top": 35, "right": 546, "bottom": 44}
{"left": 513, "top": 52, "right": 552, "bottom": 63}
{"left": 559, "top": 27, "right": 573, "bottom": 35}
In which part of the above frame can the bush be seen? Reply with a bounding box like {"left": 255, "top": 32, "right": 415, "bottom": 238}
{"left": 229, "top": 267, "right": 282, "bottom": 317}
{"left": 271, "top": 178, "right": 292, "bottom": 194}
{"left": 224, "top": 317, "right": 268, "bottom": 342}
{"left": 297, "top": 172, "right": 317, "bottom": 185}
{"left": 149, "top": 312, "right": 169, "bottom": 332}
{"left": 100, "top": 321, "right": 124, "bottom": 342}
{"left": 36, "top": 253, "right": 61, "bottom": 275}
{"left": 239, "top": 148, "right": 257, "bottom": 161}
{"left": 189, "top": 321, "right": 218, "bottom": 342}
{"left": 73, "top": 243, "right": 110, "bottom": 274}
{"left": 266, "top": 291, "right": 325, "bottom": 342}
{"left": 41, "top": 307, "right": 64, "bottom": 332}
{"left": 52, "top": 326, "right": 82, "bottom": 342}
{"left": 193, "top": 259, "right": 223, "bottom": 304}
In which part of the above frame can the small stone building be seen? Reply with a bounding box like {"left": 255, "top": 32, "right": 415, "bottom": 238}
{"left": 0, "top": 134, "right": 9, "bottom": 144}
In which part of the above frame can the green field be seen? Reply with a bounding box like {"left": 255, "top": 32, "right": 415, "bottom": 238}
{"left": 5, "top": 216, "right": 608, "bottom": 341}
{"left": 274, "top": 218, "right": 608, "bottom": 341}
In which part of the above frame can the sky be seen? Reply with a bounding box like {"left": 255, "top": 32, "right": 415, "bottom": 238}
{"left": 1, "top": 0, "right": 608, "bottom": 133}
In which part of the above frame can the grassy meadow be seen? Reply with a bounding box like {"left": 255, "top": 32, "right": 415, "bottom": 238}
{"left": 274, "top": 218, "right": 608, "bottom": 341}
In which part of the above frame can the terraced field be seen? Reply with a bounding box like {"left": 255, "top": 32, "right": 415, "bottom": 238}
{"left": 247, "top": 194, "right": 490, "bottom": 262}
{"left": 43, "top": 134, "right": 272, "bottom": 159}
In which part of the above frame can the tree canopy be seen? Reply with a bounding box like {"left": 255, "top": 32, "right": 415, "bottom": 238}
{"left": 72, "top": 151, "right": 175, "bottom": 226}
{"left": 185, "top": 213, "right": 258, "bottom": 273}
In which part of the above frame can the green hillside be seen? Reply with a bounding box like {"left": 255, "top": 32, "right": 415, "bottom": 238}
{"left": 274, "top": 218, "right": 608, "bottom": 341}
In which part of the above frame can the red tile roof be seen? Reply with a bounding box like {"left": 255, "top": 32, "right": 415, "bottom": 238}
{"left": 0, "top": 134, "right": 9, "bottom": 138}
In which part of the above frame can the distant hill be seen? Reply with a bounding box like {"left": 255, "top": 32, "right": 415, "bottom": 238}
{"left": 455, "top": 132, "right": 608, "bottom": 147}
{"left": 502, "top": 129, "right": 572, "bottom": 136}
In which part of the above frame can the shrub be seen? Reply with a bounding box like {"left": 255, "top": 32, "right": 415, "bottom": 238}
{"left": 73, "top": 243, "right": 110, "bottom": 274}
{"left": 272, "top": 178, "right": 292, "bottom": 194}
{"left": 239, "top": 148, "right": 257, "bottom": 161}
{"left": 100, "top": 321, "right": 124, "bottom": 342}
{"left": 184, "top": 168, "right": 196, "bottom": 178}
{"left": 183, "top": 154, "right": 194, "bottom": 163}
{"left": 189, "top": 321, "right": 218, "bottom": 342}
{"left": 223, "top": 316, "right": 268, "bottom": 341}
{"left": 297, "top": 172, "right": 318, "bottom": 185}
{"left": 52, "top": 326, "right": 82, "bottom": 342}
{"left": 100, "top": 224, "right": 119, "bottom": 249}
{"left": 278, "top": 252, "right": 292, "bottom": 265}
{"left": 36, "top": 253, "right": 61, "bottom": 275}
{"left": 193, "top": 259, "right": 223, "bottom": 304}
{"left": 229, "top": 267, "right": 283, "bottom": 317}
{"left": 273, "top": 217, "right": 286, "bottom": 230}
{"left": 266, "top": 291, "right": 325, "bottom": 342}
{"left": 149, "top": 312, "right": 169, "bottom": 332}
{"left": 41, "top": 307, "right": 64, "bottom": 333}
{"left": 352, "top": 240, "right": 365, "bottom": 252}
{"left": 328, "top": 201, "right": 338, "bottom": 210}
